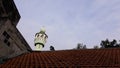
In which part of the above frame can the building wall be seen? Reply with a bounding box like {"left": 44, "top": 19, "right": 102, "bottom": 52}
{"left": 0, "top": 0, "right": 32, "bottom": 59}
{"left": 0, "top": 0, "right": 20, "bottom": 26}
{"left": 0, "top": 19, "right": 31, "bottom": 59}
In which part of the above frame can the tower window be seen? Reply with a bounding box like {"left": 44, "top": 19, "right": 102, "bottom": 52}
{"left": 3, "top": 31, "right": 10, "bottom": 39}
{"left": 7, "top": 42, "right": 10, "bottom": 46}
{"left": 4, "top": 39, "right": 7, "bottom": 43}
{"left": 3, "top": 31, "right": 7, "bottom": 36}
{"left": 2, "top": 31, "right": 10, "bottom": 46}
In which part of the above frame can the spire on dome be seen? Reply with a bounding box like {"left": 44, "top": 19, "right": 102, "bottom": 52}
{"left": 39, "top": 26, "right": 46, "bottom": 34}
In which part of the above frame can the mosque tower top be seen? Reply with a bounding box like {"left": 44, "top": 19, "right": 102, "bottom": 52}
{"left": 34, "top": 27, "right": 48, "bottom": 51}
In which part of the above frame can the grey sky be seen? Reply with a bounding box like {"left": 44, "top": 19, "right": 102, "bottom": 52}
{"left": 14, "top": 0, "right": 120, "bottom": 50}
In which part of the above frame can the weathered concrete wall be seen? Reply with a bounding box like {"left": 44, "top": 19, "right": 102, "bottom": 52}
{"left": 0, "top": 20, "right": 31, "bottom": 59}
{"left": 0, "top": 0, "right": 32, "bottom": 59}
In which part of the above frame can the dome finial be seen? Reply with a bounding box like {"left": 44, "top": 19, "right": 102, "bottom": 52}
{"left": 40, "top": 26, "right": 46, "bottom": 33}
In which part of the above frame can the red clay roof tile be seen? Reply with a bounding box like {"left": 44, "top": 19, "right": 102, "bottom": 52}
{"left": 0, "top": 48, "right": 120, "bottom": 67}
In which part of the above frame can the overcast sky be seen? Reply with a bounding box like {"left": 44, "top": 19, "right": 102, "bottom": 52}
{"left": 14, "top": 0, "right": 120, "bottom": 50}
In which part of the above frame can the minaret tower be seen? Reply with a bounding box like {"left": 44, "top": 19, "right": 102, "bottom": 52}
{"left": 34, "top": 27, "right": 48, "bottom": 51}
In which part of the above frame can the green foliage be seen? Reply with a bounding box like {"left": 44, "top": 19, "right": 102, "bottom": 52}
{"left": 93, "top": 45, "right": 99, "bottom": 49}
{"left": 76, "top": 43, "right": 87, "bottom": 49}
{"left": 100, "top": 39, "right": 120, "bottom": 48}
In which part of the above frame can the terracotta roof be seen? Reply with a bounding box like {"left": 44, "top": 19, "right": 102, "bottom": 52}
{"left": 0, "top": 48, "right": 120, "bottom": 68}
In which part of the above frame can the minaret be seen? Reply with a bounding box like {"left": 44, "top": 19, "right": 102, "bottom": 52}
{"left": 34, "top": 27, "right": 48, "bottom": 51}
